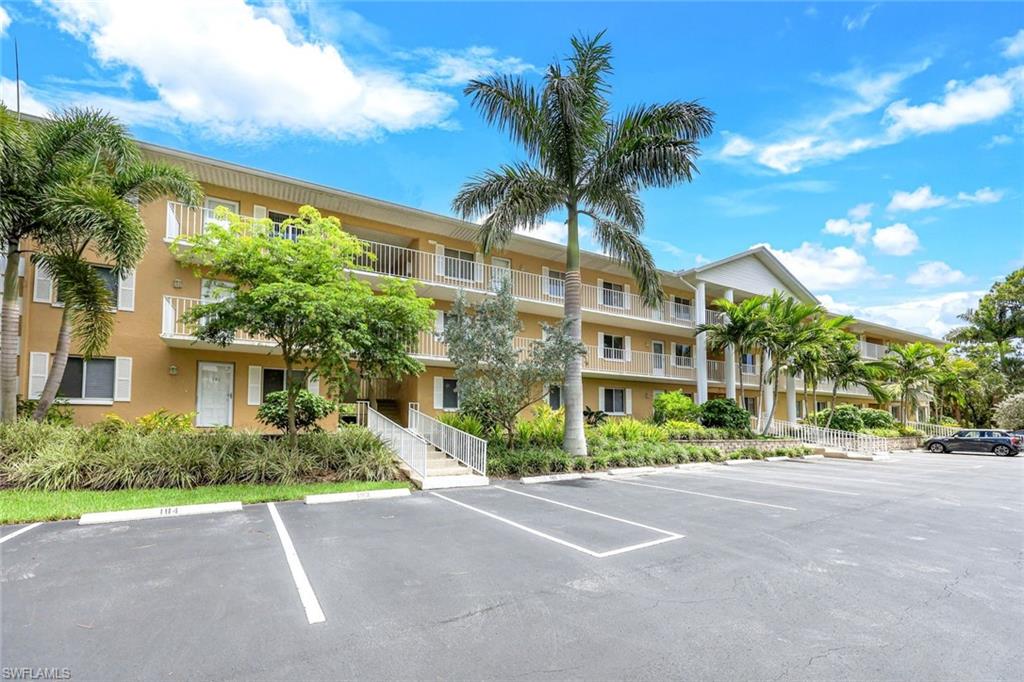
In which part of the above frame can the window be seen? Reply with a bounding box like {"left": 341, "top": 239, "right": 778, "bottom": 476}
{"left": 603, "top": 388, "right": 626, "bottom": 414}
{"left": 268, "top": 210, "right": 301, "bottom": 240}
{"left": 442, "top": 378, "right": 459, "bottom": 410}
{"left": 796, "top": 401, "right": 805, "bottom": 418}
{"left": 817, "top": 401, "right": 829, "bottom": 413}
{"left": 548, "top": 385, "right": 562, "bottom": 410}
{"left": 205, "top": 197, "right": 239, "bottom": 213}
{"left": 601, "top": 281, "right": 625, "bottom": 307}
{"left": 546, "top": 269, "right": 565, "bottom": 298}
{"left": 56, "top": 264, "right": 117, "bottom": 305}
{"left": 444, "top": 248, "right": 475, "bottom": 281}
{"left": 58, "top": 357, "right": 115, "bottom": 401}
{"left": 743, "top": 397, "right": 757, "bottom": 414}
{"left": 261, "top": 368, "right": 307, "bottom": 401}
{"left": 673, "top": 343, "right": 692, "bottom": 367}
{"left": 201, "top": 279, "right": 235, "bottom": 303}
{"left": 602, "top": 334, "right": 625, "bottom": 360}
{"left": 672, "top": 295, "right": 692, "bottom": 320}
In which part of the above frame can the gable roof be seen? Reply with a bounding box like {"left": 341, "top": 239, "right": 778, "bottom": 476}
{"left": 677, "top": 246, "right": 819, "bottom": 303}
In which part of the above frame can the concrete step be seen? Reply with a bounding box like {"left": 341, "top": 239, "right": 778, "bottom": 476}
{"left": 397, "top": 461, "right": 489, "bottom": 490}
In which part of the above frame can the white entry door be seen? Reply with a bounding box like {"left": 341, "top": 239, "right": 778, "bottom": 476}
{"left": 652, "top": 340, "right": 665, "bottom": 376}
{"left": 197, "top": 362, "right": 234, "bottom": 427}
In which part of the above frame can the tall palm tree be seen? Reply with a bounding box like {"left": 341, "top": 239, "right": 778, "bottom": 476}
{"left": 792, "top": 333, "right": 830, "bottom": 421}
{"left": 0, "top": 106, "right": 139, "bottom": 422}
{"left": 884, "top": 341, "right": 942, "bottom": 425}
{"left": 947, "top": 301, "right": 1018, "bottom": 376}
{"left": 821, "top": 337, "right": 890, "bottom": 428}
{"left": 30, "top": 138, "right": 201, "bottom": 420}
{"left": 452, "top": 33, "right": 714, "bottom": 455}
{"left": 697, "top": 295, "right": 766, "bottom": 413}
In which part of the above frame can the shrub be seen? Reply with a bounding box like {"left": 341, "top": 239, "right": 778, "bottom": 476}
{"left": 698, "top": 398, "right": 752, "bottom": 432}
{"left": 257, "top": 390, "right": 335, "bottom": 433}
{"left": 652, "top": 391, "right": 701, "bottom": 424}
{"left": 17, "top": 398, "right": 74, "bottom": 426}
{"left": 863, "top": 427, "right": 901, "bottom": 438}
{"left": 438, "top": 412, "right": 487, "bottom": 439}
{"left": 514, "top": 404, "right": 564, "bottom": 448}
{"left": 136, "top": 409, "right": 195, "bottom": 433}
{"left": 859, "top": 408, "right": 896, "bottom": 430}
{"left": 583, "top": 406, "right": 608, "bottom": 426}
{"left": 937, "top": 416, "right": 959, "bottom": 426}
{"left": 596, "top": 418, "right": 667, "bottom": 443}
{"left": 811, "top": 404, "right": 864, "bottom": 432}
{"left": 994, "top": 392, "right": 1024, "bottom": 430}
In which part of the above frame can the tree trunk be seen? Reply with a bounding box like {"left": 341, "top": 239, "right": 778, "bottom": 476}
{"left": 1, "top": 240, "right": 22, "bottom": 423}
{"left": 760, "top": 367, "right": 782, "bottom": 435}
{"left": 33, "top": 308, "right": 73, "bottom": 422}
{"left": 825, "top": 387, "right": 839, "bottom": 428}
{"left": 285, "top": 357, "right": 297, "bottom": 451}
{"left": 561, "top": 206, "right": 586, "bottom": 456}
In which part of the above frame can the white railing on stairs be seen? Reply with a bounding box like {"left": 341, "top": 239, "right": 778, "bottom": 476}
{"left": 408, "top": 402, "right": 487, "bottom": 476}
{"left": 357, "top": 401, "right": 427, "bottom": 478}
{"left": 757, "top": 417, "right": 889, "bottom": 454}
{"left": 907, "top": 421, "right": 960, "bottom": 438}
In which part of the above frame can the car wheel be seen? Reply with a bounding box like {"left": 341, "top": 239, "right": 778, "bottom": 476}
{"left": 993, "top": 445, "right": 1011, "bottom": 456}
{"left": 929, "top": 442, "right": 946, "bottom": 453}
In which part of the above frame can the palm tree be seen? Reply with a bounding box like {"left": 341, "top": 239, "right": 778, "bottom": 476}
{"left": 29, "top": 121, "right": 201, "bottom": 420}
{"left": 821, "top": 337, "right": 890, "bottom": 428}
{"left": 884, "top": 341, "right": 942, "bottom": 425}
{"left": 452, "top": 33, "right": 714, "bottom": 455}
{"left": 947, "top": 301, "right": 1018, "bottom": 376}
{"left": 792, "top": 333, "right": 830, "bottom": 421}
{"left": 0, "top": 106, "right": 140, "bottom": 422}
{"left": 697, "top": 295, "right": 766, "bottom": 413}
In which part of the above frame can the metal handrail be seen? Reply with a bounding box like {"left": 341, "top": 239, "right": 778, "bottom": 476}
{"left": 907, "top": 421, "right": 960, "bottom": 437}
{"left": 758, "top": 417, "right": 889, "bottom": 454}
{"left": 357, "top": 401, "right": 427, "bottom": 478}
{"left": 161, "top": 295, "right": 275, "bottom": 346}
{"left": 408, "top": 404, "right": 487, "bottom": 476}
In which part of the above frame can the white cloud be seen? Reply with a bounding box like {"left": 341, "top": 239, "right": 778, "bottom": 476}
{"left": 819, "top": 290, "right": 985, "bottom": 337}
{"left": 842, "top": 4, "right": 878, "bottom": 31}
{"left": 848, "top": 202, "right": 873, "bottom": 221}
{"left": 516, "top": 220, "right": 568, "bottom": 245}
{"left": 706, "top": 179, "right": 834, "bottom": 217}
{"left": 0, "top": 6, "right": 10, "bottom": 37}
{"left": 823, "top": 218, "right": 872, "bottom": 244}
{"left": 956, "top": 187, "right": 1005, "bottom": 204}
{"left": 1000, "top": 29, "right": 1024, "bottom": 59}
{"left": 414, "top": 46, "right": 533, "bottom": 87}
{"left": 906, "top": 261, "right": 967, "bottom": 288}
{"left": 872, "top": 223, "right": 919, "bottom": 256}
{"left": 755, "top": 242, "right": 878, "bottom": 291}
{"left": 0, "top": 78, "right": 54, "bottom": 117}
{"left": 887, "top": 185, "right": 949, "bottom": 212}
{"left": 719, "top": 132, "right": 756, "bottom": 158}
{"left": 35, "top": 0, "right": 458, "bottom": 140}
{"left": 884, "top": 67, "right": 1024, "bottom": 137}
{"left": 985, "top": 133, "right": 1014, "bottom": 148}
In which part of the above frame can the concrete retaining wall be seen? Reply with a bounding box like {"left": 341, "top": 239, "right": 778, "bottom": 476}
{"left": 671, "top": 438, "right": 809, "bottom": 455}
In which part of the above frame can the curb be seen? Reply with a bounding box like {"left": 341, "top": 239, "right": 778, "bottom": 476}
{"left": 520, "top": 473, "right": 583, "bottom": 485}
{"left": 79, "top": 501, "right": 242, "bottom": 525}
{"left": 582, "top": 472, "right": 612, "bottom": 480}
{"left": 765, "top": 455, "right": 790, "bottom": 462}
{"left": 305, "top": 488, "right": 411, "bottom": 505}
{"left": 723, "top": 458, "right": 757, "bottom": 465}
{"left": 608, "top": 466, "right": 658, "bottom": 476}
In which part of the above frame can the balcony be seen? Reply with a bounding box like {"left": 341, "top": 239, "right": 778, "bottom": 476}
{"left": 706, "top": 359, "right": 759, "bottom": 384}
{"left": 859, "top": 340, "right": 890, "bottom": 359}
{"left": 161, "top": 295, "right": 277, "bottom": 353}
{"left": 165, "top": 202, "right": 696, "bottom": 332}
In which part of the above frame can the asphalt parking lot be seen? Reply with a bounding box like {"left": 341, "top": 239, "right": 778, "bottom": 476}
{"left": 2, "top": 451, "right": 1022, "bottom": 681}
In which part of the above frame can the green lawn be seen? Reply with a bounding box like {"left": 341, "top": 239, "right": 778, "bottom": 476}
{"left": 0, "top": 480, "right": 409, "bottom": 525}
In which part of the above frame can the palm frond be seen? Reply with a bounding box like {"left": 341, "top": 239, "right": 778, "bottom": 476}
{"left": 33, "top": 107, "right": 139, "bottom": 178}
{"left": 113, "top": 161, "right": 204, "bottom": 206}
{"left": 40, "top": 254, "right": 115, "bottom": 358}
{"left": 586, "top": 215, "right": 662, "bottom": 306}
{"left": 464, "top": 75, "right": 544, "bottom": 157}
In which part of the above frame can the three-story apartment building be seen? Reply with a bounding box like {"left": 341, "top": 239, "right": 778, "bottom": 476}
{"left": 10, "top": 141, "right": 941, "bottom": 429}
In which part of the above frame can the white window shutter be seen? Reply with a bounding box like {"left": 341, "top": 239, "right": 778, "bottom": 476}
{"left": 434, "top": 243, "right": 445, "bottom": 276}
{"left": 598, "top": 386, "right": 605, "bottom": 412}
{"left": 253, "top": 204, "right": 268, "bottom": 220}
{"left": 542, "top": 266, "right": 549, "bottom": 279}
{"left": 474, "top": 252, "right": 484, "bottom": 283}
{"left": 118, "top": 269, "right": 136, "bottom": 311}
{"left": 597, "top": 278, "right": 604, "bottom": 291}
{"left": 434, "top": 310, "right": 444, "bottom": 333}
{"left": 597, "top": 332, "right": 604, "bottom": 353}
{"left": 28, "top": 352, "right": 48, "bottom": 399}
{"left": 624, "top": 336, "right": 632, "bottom": 361}
{"left": 114, "top": 357, "right": 132, "bottom": 402}
{"left": 247, "top": 366, "right": 262, "bottom": 405}
{"left": 306, "top": 373, "right": 320, "bottom": 395}
{"left": 625, "top": 389, "right": 633, "bottom": 415}
{"left": 33, "top": 262, "right": 53, "bottom": 303}
{"left": 433, "top": 377, "right": 444, "bottom": 409}
{"left": 165, "top": 202, "right": 180, "bottom": 239}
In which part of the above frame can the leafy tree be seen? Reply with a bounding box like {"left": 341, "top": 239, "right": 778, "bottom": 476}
{"left": 176, "top": 206, "right": 431, "bottom": 448}
{"left": 811, "top": 404, "right": 864, "bottom": 432}
{"left": 441, "top": 282, "right": 584, "bottom": 447}
{"left": 452, "top": 33, "right": 714, "bottom": 455}
{"left": 947, "top": 267, "right": 1024, "bottom": 388}
{"left": 697, "top": 295, "right": 767, "bottom": 413}
{"left": 993, "top": 392, "right": 1024, "bottom": 430}
{"left": 257, "top": 389, "right": 336, "bottom": 433}
{"left": 821, "top": 336, "right": 890, "bottom": 428}
{"left": 698, "top": 398, "right": 751, "bottom": 432}
{"left": 652, "top": 390, "right": 700, "bottom": 424}
{"left": 0, "top": 106, "right": 144, "bottom": 422}
{"left": 882, "top": 341, "right": 942, "bottom": 425}
{"left": 31, "top": 149, "right": 201, "bottom": 420}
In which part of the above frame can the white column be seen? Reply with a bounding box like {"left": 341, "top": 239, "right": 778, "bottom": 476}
{"left": 760, "top": 353, "right": 773, "bottom": 423}
{"left": 695, "top": 280, "right": 708, "bottom": 404}
{"left": 786, "top": 373, "right": 797, "bottom": 422}
{"left": 723, "top": 288, "right": 736, "bottom": 401}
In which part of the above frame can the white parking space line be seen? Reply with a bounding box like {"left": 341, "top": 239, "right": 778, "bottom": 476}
{"left": 431, "top": 491, "right": 683, "bottom": 559}
{"left": 661, "top": 470, "right": 860, "bottom": 496}
{"left": 720, "top": 465, "right": 908, "bottom": 488}
{"left": 0, "top": 522, "right": 42, "bottom": 545}
{"left": 267, "top": 503, "right": 326, "bottom": 625}
{"left": 604, "top": 477, "right": 798, "bottom": 511}
{"left": 495, "top": 486, "right": 683, "bottom": 537}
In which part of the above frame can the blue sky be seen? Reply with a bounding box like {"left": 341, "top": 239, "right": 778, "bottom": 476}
{"left": 1, "top": 1, "right": 1022, "bottom": 336}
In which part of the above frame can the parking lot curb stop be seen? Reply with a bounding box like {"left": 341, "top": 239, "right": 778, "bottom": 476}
{"left": 79, "top": 501, "right": 243, "bottom": 525}
{"left": 306, "top": 488, "right": 411, "bottom": 505}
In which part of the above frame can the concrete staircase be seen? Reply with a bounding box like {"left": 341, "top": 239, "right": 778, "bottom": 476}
{"left": 397, "top": 445, "right": 489, "bottom": 490}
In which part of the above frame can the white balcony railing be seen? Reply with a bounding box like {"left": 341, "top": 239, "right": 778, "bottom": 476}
{"left": 166, "top": 201, "right": 693, "bottom": 329}
{"left": 161, "top": 295, "right": 274, "bottom": 346}
{"left": 860, "top": 341, "right": 890, "bottom": 360}
{"left": 705, "top": 309, "right": 726, "bottom": 325}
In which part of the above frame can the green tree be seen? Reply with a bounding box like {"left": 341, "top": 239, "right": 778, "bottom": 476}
{"left": 821, "top": 337, "right": 889, "bottom": 429}
{"left": 948, "top": 268, "right": 1024, "bottom": 388}
{"left": 992, "top": 392, "right": 1024, "bottom": 430}
{"left": 441, "top": 282, "right": 585, "bottom": 447}
{"left": 176, "top": 206, "right": 432, "bottom": 448}
{"left": 452, "top": 33, "right": 714, "bottom": 455}
{"left": 31, "top": 153, "right": 201, "bottom": 420}
{"left": 883, "top": 341, "right": 942, "bottom": 425}
{"left": 697, "top": 295, "right": 767, "bottom": 414}
{"left": 0, "top": 106, "right": 142, "bottom": 422}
